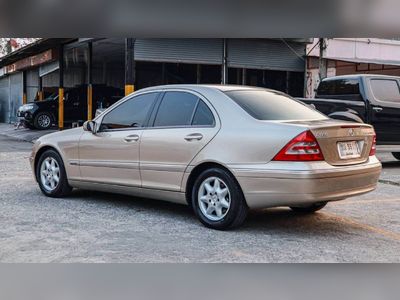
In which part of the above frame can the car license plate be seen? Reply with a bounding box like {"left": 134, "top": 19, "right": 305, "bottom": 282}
{"left": 337, "top": 141, "right": 361, "bottom": 159}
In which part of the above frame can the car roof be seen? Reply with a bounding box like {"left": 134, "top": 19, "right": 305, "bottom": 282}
{"left": 321, "top": 74, "right": 400, "bottom": 81}
{"left": 137, "top": 84, "right": 275, "bottom": 93}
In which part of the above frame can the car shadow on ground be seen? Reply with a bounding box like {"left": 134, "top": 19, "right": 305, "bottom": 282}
{"left": 381, "top": 161, "right": 400, "bottom": 169}
{"left": 65, "top": 189, "right": 369, "bottom": 237}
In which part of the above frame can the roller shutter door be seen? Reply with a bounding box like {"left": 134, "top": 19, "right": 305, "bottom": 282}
{"left": 135, "top": 39, "right": 223, "bottom": 65}
{"left": 9, "top": 73, "right": 23, "bottom": 123}
{"left": 228, "top": 39, "right": 305, "bottom": 72}
{"left": 0, "top": 76, "right": 10, "bottom": 123}
{"left": 26, "top": 69, "right": 39, "bottom": 103}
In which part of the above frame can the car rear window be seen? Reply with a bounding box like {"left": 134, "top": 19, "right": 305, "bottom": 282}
{"left": 317, "top": 79, "right": 360, "bottom": 96}
{"left": 225, "top": 90, "right": 327, "bottom": 121}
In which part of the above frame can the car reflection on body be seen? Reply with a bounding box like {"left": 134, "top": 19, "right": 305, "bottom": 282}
{"left": 30, "top": 85, "right": 381, "bottom": 229}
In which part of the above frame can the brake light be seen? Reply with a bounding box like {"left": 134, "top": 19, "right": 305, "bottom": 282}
{"left": 369, "top": 134, "right": 376, "bottom": 156}
{"left": 273, "top": 130, "right": 324, "bottom": 161}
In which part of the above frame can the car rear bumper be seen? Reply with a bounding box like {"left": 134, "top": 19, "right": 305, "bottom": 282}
{"left": 231, "top": 156, "right": 382, "bottom": 209}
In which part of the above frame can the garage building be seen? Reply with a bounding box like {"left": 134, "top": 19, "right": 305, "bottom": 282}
{"left": 0, "top": 38, "right": 310, "bottom": 126}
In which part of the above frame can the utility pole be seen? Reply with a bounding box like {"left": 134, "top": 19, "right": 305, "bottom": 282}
{"left": 318, "top": 38, "right": 328, "bottom": 80}
{"left": 5, "top": 39, "right": 12, "bottom": 55}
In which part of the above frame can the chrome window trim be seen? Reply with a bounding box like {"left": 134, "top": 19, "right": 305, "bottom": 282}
{"left": 96, "top": 87, "right": 220, "bottom": 133}
{"left": 97, "top": 90, "right": 161, "bottom": 133}
{"left": 150, "top": 89, "right": 217, "bottom": 129}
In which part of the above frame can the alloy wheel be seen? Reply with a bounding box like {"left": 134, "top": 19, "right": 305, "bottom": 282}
{"left": 198, "top": 176, "right": 231, "bottom": 221}
{"left": 40, "top": 157, "right": 60, "bottom": 192}
{"left": 38, "top": 114, "right": 51, "bottom": 128}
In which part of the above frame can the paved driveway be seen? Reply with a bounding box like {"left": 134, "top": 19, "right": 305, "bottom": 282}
{"left": 0, "top": 135, "right": 399, "bottom": 262}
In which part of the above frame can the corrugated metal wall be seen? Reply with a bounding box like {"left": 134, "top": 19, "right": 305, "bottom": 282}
{"left": 135, "top": 39, "right": 223, "bottom": 65}
{"left": 227, "top": 39, "right": 305, "bottom": 72}
{"left": 0, "top": 76, "right": 10, "bottom": 123}
{"left": 9, "top": 73, "right": 23, "bottom": 123}
{"left": 26, "top": 69, "right": 39, "bottom": 102}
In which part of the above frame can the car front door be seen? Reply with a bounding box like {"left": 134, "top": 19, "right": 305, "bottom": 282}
{"left": 140, "top": 90, "right": 220, "bottom": 191}
{"left": 368, "top": 78, "right": 400, "bottom": 144}
{"left": 78, "top": 92, "right": 159, "bottom": 186}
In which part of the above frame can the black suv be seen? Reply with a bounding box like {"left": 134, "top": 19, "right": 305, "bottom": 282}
{"left": 18, "top": 85, "right": 123, "bottom": 130}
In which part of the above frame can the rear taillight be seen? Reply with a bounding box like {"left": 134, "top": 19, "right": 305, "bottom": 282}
{"left": 369, "top": 134, "right": 376, "bottom": 156}
{"left": 273, "top": 130, "right": 324, "bottom": 161}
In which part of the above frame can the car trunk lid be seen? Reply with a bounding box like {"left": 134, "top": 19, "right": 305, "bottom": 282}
{"left": 283, "top": 120, "right": 375, "bottom": 166}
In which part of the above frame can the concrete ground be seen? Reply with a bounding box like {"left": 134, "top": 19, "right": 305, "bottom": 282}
{"left": 0, "top": 128, "right": 399, "bottom": 262}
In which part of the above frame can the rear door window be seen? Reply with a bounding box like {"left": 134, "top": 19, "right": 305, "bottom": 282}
{"left": 192, "top": 100, "right": 215, "bottom": 126}
{"left": 153, "top": 91, "right": 199, "bottom": 127}
{"left": 370, "top": 79, "right": 400, "bottom": 103}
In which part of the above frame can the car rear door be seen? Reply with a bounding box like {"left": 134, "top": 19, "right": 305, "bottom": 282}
{"left": 78, "top": 92, "right": 159, "bottom": 186}
{"left": 139, "top": 90, "right": 220, "bottom": 191}
{"left": 368, "top": 78, "right": 400, "bottom": 144}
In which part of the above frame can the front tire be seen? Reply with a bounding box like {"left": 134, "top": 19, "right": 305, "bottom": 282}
{"left": 392, "top": 152, "right": 400, "bottom": 161}
{"left": 290, "top": 202, "right": 327, "bottom": 213}
{"left": 191, "top": 168, "right": 248, "bottom": 230}
{"left": 23, "top": 121, "right": 35, "bottom": 130}
{"left": 36, "top": 149, "right": 72, "bottom": 197}
{"left": 34, "top": 112, "right": 52, "bottom": 130}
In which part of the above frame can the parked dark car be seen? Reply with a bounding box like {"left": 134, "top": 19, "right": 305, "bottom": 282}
{"left": 299, "top": 74, "right": 400, "bottom": 160}
{"left": 17, "top": 85, "right": 124, "bottom": 130}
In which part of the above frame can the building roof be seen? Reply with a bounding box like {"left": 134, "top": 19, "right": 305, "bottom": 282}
{"left": 322, "top": 74, "right": 400, "bottom": 81}
{"left": 0, "top": 38, "right": 76, "bottom": 68}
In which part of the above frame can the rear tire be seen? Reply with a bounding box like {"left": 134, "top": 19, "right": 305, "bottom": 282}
{"left": 34, "top": 112, "right": 52, "bottom": 130}
{"left": 392, "top": 152, "right": 400, "bottom": 160}
{"left": 290, "top": 202, "right": 327, "bottom": 213}
{"left": 191, "top": 168, "right": 248, "bottom": 230}
{"left": 36, "top": 149, "right": 72, "bottom": 197}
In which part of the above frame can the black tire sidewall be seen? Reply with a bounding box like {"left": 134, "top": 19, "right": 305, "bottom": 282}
{"left": 392, "top": 152, "right": 400, "bottom": 160}
{"left": 34, "top": 112, "right": 52, "bottom": 130}
{"left": 191, "top": 168, "right": 246, "bottom": 230}
{"left": 36, "top": 150, "right": 69, "bottom": 197}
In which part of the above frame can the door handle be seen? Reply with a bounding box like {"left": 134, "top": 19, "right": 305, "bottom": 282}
{"left": 184, "top": 133, "right": 203, "bottom": 141}
{"left": 373, "top": 107, "right": 383, "bottom": 112}
{"left": 124, "top": 134, "right": 140, "bottom": 142}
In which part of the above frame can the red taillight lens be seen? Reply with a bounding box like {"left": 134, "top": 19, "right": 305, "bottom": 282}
{"left": 369, "top": 134, "right": 376, "bottom": 156}
{"left": 273, "top": 130, "right": 324, "bottom": 161}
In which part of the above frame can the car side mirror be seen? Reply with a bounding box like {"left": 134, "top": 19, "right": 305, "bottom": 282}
{"left": 83, "top": 120, "right": 97, "bottom": 134}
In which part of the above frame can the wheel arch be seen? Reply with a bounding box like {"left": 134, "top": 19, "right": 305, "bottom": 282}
{"left": 328, "top": 111, "right": 364, "bottom": 123}
{"left": 34, "top": 145, "right": 63, "bottom": 175}
{"left": 184, "top": 161, "right": 245, "bottom": 206}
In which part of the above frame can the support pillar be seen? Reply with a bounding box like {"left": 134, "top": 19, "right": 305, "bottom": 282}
{"left": 221, "top": 39, "right": 228, "bottom": 84}
{"left": 22, "top": 71, "right": 27, "bottom": 104}
{"left": 319, "top": 38, "right": 327, "bottom": 80}
{"left": 58, "top": 45, "right": 64, "bottom": 130}
{"left": 196, "top": 65, "right": 201, "bottom": 84}
{"left": 125, "top": 38, "right": 136, "bottom": 96}
{"left": 87, "top": 42, "right": 93, "bottom": 120}
{"left": 38, "top": 76, "right": 44, "bottom": 100}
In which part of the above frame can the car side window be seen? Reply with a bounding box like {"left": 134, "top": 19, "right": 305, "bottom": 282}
{"left": 192, "top": 100, "right": 215, "bottom": 126}
{"left": 153, "top": 91, "right": 198, "bottom": 127}
{"left": 101, "top": 92, "right": 158, "bottom": 130}
{"left": 370, "top": 79, "right": 400, "bottom": 103}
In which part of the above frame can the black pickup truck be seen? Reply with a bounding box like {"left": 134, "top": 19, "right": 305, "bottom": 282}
{"left": 300, "top": 74, "right": 400, "bottom": 160}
